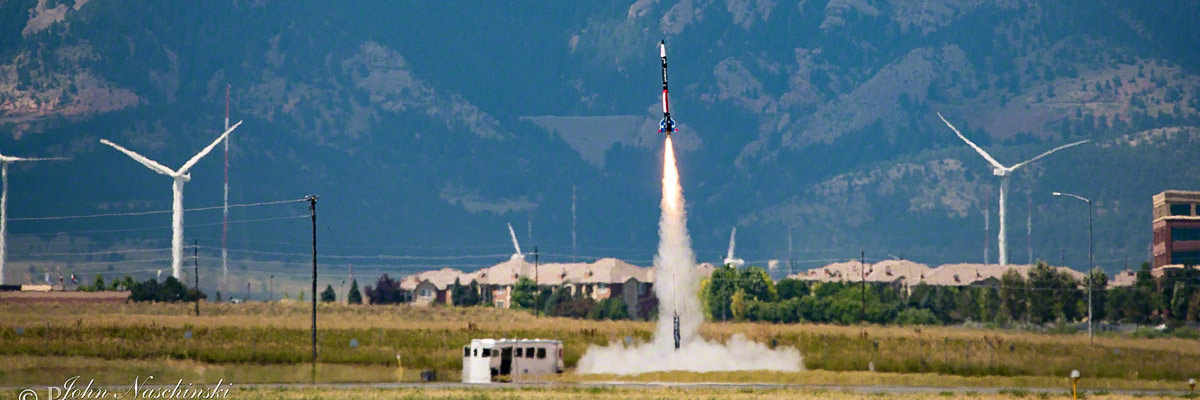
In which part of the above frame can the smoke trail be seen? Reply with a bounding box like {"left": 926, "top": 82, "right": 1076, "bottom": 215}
{"left": 576, "top": 137, "right": 801, "bottom": 374}
{"left": 653, "top": 137, "right": 701, "bottom": 347}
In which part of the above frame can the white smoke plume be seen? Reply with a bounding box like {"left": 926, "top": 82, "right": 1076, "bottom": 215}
{"left": 576, "top": 138, "right": 802, "bottom": 374}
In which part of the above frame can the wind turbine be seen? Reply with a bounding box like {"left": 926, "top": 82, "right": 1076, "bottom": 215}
{"left": 100, "top": 121, "right": 243, "bottom": 279}
{"left": 507, "top": 222, "right": 524, "bottom": 260}
{"left": 938, "top": 112, "right": 1088, "bottom": 266}
{"left": 723, "top": 227, "right": 744, "bottom": 267}
{"left": 0, "top": 153, "right": 65, "bottom": 285}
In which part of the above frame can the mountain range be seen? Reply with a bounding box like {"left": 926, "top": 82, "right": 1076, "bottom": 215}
{"left": 2, "top": 0, "right": 1199, "bottom": 287}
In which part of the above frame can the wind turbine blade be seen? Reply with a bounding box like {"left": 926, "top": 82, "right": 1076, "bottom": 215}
{"left": 8, "top": 156, "right": 68, "bottom": 162}
{"left": 507, "top": 222, "right": 522, "bottom": 257}
{"left": 1009, "top": 140, "right": 1090, "bottom": 171}
{"left": 726, "top": 227, "right": 737, "bottom": 260}
{"left": 99, "top": 139, "right": 177, "bottom": 177}
{"left": 937, "top": 112, "right": 1006, "bottom": 170}
{"left": 178, "top": 120, "right": 242, "bottom": 174}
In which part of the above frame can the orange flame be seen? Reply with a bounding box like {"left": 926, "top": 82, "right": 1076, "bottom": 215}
{"left": 662, "top": 137, "right": 679, "bottom": 213}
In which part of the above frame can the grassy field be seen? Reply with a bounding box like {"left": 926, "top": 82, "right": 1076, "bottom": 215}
{"left": 1, "top": 301, "right": 1197, "bottom": 391}
{"left": 3, "top": 385, "right": 1197, "bottom": 400}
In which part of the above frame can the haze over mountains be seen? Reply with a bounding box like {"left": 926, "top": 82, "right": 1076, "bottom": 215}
{"left": 2, "top": 1, "right": 1200, "bottom": 284}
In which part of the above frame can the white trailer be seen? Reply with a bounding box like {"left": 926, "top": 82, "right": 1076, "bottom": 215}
{"left": 462, "top": 338, "right": 563, "bottom": 383}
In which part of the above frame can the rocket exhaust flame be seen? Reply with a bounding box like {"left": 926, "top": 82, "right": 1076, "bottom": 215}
{"left": 576, "top": 137, "right": 801, "bottom": 374}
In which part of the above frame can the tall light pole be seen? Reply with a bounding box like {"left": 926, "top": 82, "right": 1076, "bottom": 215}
{"left": 1053, "top": 191, "right": 1093, "bottom": 343}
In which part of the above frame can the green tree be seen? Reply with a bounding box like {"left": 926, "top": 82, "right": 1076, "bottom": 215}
{"left": 588, "top": 297, "right": 628, "bottom": 320}
{"left": 1027, "top": 263, "right": 1062, "bottom": 324}
{"left": 1162, "top": 267, "right": 1198, "bottom": 322}
{"left": 730, "top": 289, "right": 747, "bottom": 321}
{"left": 999, "top": 269, "right": 1028, "bottom": 323}
{"left": 462, "top": 280, "right": 482, "bottom": 306}
{"left": 347, "top": 279, "right": 363, "bottom": 304}
{"left": 954, "top": 286, "right": 979, "bottom": 322}
{"left": 776, "top": 279, "right": 810, "bottom": 300}
{"left": 542, "top": 286, "right": 567, "bottom": 316}
{"left": 975, "top": 286, "right": 1001, "bottom": 322}
{"left": 1131, "top": 263, "right": 1160, "bottom": 324}
{"left": 90, "top": 274, "right": 105, "bottom": 292}
{"left": 703, "top": 266, "right": 739, "bottom": 320}
{"left": 511, "top": 276, "right": 537, "bottom": 310}
{"left": 1055, "top": 269, "right": 1083, "bottom": 322}
{"left": 1085, "top": 268, "right": 1108, "bottom": 322}
{"left": 450, "top": 278, "right": 467, "bottom": 306}
{"left": 896, "top": 308, "right": 941, "bottom": 325}
{"left": 320, "top": 284, "right": 336, "bottom": 303}
{"left": 739, "top": 266, "right": 778, "bottom": 302}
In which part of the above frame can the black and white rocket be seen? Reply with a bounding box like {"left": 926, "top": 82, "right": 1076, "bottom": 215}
{"left": 658, "top": 40, "right": 676, "bottom": 137}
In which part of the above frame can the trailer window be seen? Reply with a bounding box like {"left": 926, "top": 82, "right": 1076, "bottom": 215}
{"left": 526, "top": 347, "right": 535, "bottom": 358}
{"left": 515, "top": 348, "right": 523, "bottom": 357}
{"left": 464, "top": 347, "right": 470, "bottom": 357}
{"left": 536, "top": 348, "right": 546, "bottom": 359}
{"left": 473, "top": 348, "right": 478, "bottom": 357}
{"left": 482, "top": 348, "right": 491, "bottom": 357}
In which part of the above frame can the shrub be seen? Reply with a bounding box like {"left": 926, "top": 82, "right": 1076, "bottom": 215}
{"left": 895, "top": 308, "right": 941, "bottom": 326}
{"left": 365, "top": 274, "right": 406, "bottom": 304}
{"left": 588, "top": 298, "right": 629, "bottom": 320}
{"left": 128, "top": 277, "right": 203, "bottom": 303}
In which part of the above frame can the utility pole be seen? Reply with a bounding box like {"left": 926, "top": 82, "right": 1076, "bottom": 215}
{"left": 1087, "top": 198, "right": 1093, "bottom": 343}
{"left": 269, "top": 274, "right": 274, "bottom": 301}
{"left": 571, "top": 186, "right": 577, "bottom": 260}
{"left": 193, "top": 239, "right": 200, "bottom": 316}
{"left": 1027, "top": 194, "right": 1033, "bottom": 264}
{"left": 306, "top": 195, "right": 318, "bottom": 364}
{"left": 860, "top": 250, "right": 866, "bottom": 321}
{"left": 222, "top": 84, "right": 230, "bottom": 295}
{"left": 787, "top": 226, "right": 794, "bottom": 277}
{"left": 534, "top": 245, "right": 540, "bottom": 316}
{"left": 1053, "top": 191, "right": 1094, "bottom": 344}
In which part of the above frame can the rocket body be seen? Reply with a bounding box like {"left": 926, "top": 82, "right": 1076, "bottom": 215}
{"left": 659, "top": 40, "right": 676, "bottom": 136}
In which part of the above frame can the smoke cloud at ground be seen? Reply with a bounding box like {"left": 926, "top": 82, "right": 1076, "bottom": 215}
{"left": 577, "top": 138, "right": 802, "bottom": 374}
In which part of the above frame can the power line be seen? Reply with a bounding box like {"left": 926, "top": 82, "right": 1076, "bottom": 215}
{"left": 13, "top": 247, "right": 171, "bottom": 257}
{"left": 192, "top": 246, "right": 514, "bottom": 260}
{"left": 9, "top": 198, "right": 306, "bottom": 221}
{"left": 10, "top": 215, "right": 309, "bottom": 236}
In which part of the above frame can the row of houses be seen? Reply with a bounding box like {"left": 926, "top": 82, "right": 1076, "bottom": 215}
{"left": 386, "top": 256, "right": 1146, "bottom": 314}
{"left": 397, "top": 257, "right": 665, "bottom": 316}
{"left": 787, "top": 259, "right": 1140, "bottom": 288}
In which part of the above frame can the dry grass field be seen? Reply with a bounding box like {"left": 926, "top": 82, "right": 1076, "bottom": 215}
{"left": 2, "top": 385, "right": 1194, "bottom": 400}
{"left": 1, "top": 301, "right": 1197, "bottom": 392}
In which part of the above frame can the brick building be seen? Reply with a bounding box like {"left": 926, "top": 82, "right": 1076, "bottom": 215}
{"left": 1152, "top": 190, "right": 1200, "bottom": 270}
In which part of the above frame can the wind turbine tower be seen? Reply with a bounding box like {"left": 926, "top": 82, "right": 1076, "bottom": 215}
{"left": 101, "top": 121, "right": 243, "bottom": 279}
{"left": 938, "top": 113, "right": 1088, "bottom": 266}
{"left": 0, "top": 153, "right": 64, "bottom": 285}
{"left": 723, "top": 227, "right": 744, "bottom": 267}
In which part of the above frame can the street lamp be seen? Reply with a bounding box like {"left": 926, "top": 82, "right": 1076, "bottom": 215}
{"left": 1053, "top": 191, "right": 1093, "bottom": 344}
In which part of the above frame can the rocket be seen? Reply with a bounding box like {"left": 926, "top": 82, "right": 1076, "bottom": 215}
{"left": 658, "top": 40, "right": 676, "bottom": 136}
{"left": 673, "top": 313, "right": 681, "bottom": 350}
